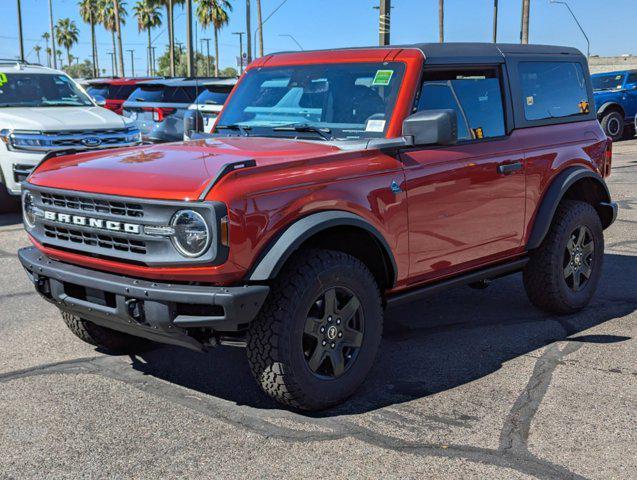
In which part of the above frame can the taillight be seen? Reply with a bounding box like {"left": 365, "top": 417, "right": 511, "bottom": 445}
{"left": 152, "top": 107, "right": 176, "bottom": 122}
{"left": 604, "top": 140, "right": 613, "bottom": 177}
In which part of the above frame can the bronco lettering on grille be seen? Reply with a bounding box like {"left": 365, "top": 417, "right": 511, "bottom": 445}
{"left": 43, "top": 211, "right": 141, "bottom": 234}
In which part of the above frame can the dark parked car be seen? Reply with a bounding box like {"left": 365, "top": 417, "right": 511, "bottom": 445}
{"left": 592, "top": 69, "right": 637, "bottom": 140}
{"left": 183, "top": 78, "right": 237, "bottom": 139}
{"left": 86, "top": 77, "right": 153, "bottom": 115}
{"left": 122, "top": 78, "right": 215, "bottom": 142}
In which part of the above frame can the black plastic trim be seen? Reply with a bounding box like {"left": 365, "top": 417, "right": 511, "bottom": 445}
{"left": 19, "top": 247, "right": 270, "bottom": 350}
{"left": 387, "top": 258, "right": 528, "bottom": 307}
{"left": 248, "top": 211, "right": 398, "bottom": 285}
{"left": 526, "top": 167, "right": 613, "bottom": 250}
{"left": 198, "top": 159, "right": 256, "bottom": 200}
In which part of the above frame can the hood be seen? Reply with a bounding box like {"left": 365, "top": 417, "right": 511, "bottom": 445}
{"left": 0, "top": 106, "right": 129, "bottom": 131}
{"left": 27, "top": 136, "right": 343, "bottom": 200}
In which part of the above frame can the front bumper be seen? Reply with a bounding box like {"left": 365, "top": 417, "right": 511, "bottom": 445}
{"left": 18, "top": 247, "right": 270, "bottom": 351}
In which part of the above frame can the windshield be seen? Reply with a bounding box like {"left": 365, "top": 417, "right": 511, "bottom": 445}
{"left": 216, "top": 62, "right": 405, "bottom": 140}
{"left": 0, "top": 73, "right": 94, "bottom": 107}
{"left": 592, "top": 73, "right": 625, "bottom": 91}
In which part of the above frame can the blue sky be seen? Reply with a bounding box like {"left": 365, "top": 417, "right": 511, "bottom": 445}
{"left": 1, "top": 0, "right": 635, "bottom": 75}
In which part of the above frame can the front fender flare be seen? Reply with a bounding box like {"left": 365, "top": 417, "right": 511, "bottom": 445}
{"left": 248, "top": 211, "right": 397, "bottom": 284}
{"left": 527, "top": 167, "right": 613, "bottom": 250}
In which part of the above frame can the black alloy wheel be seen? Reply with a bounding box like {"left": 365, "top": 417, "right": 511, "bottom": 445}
{"left": 563, "top": 225, "right": 595, "bottom": 292}
{"left": 303, "top": 286, "right": 364, "bottom": 379}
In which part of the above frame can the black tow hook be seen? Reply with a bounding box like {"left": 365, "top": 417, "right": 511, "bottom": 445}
{"left": 126, "top": 298, "right": 145, "bottom": 323}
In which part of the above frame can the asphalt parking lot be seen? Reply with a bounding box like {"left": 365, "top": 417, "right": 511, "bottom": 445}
{"left": 0, "top": 142, "right": 635, "bottom": 480}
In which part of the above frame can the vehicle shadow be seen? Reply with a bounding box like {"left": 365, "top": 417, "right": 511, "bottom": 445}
{"left": 0, "top": 212, "right": 23, "bottom": 228}
{"left": 130, "top": 253, "right": 636, "bottom": 415}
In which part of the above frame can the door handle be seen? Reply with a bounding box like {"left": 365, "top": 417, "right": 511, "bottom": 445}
{"left": 497, "top": 161, "right": 523, "bottom": 175}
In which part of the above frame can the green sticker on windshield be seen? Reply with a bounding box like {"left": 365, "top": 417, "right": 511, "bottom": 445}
{"left": 372, "top": 70, "right": 394, "bottom": 86}
{"left": 0, "top": 73, "right": 7, "bottom": 87}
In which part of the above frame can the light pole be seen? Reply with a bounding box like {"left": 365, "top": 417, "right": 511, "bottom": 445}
{"left": 550, "top": 0, "right": 590, "bottom": 58}
{"left": 246, "top": 0, "right": 252, "bottom": 63}
{"left": 279, "top": 34, "right": 303, "bottom": 51}
{"left": 127, "top": 49, "right": 135, "bottom": 76}
{"left": 48, "top": 0, "right": 57, "bottom": 69}
{"left": 233, "top": 32, "right": 245, "bottom": 74}
{"left": 107, "top": 52, "right": 115, "bottom": 77}
{"left": 520, "top": 0, "right": 530, "bottom": 44}
{"left": 186, "top": 0, "right": 194, "bottom": 77}
{"left": 493, "top": 0, "right": 498, "bottom": 43}
{"left": 16, "top": 0, "right": 24, "bottom": 61}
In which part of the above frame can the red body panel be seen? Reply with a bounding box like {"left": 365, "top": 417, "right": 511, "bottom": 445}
{"left": 29, "top": 48, "right": 610, "bottom": 292}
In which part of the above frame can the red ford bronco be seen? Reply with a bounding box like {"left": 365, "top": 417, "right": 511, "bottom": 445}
{"left": 18, "top": 43, "right": 617, "bottom": 410}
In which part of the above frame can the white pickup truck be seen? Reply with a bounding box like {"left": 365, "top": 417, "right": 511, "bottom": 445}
{"left": 0, "top": 61, "right": 141, "bottom": 212}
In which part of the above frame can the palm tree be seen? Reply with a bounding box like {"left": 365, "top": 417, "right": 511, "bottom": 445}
{"left": 79, "top": 0, "right": 100, "bottom": 77}
{"left": 99, "top": 1, "right": 128, "bottom": 76}
{"left": 34, "top": 45, "right": 42, "bottom": 64}
{"left": 42, "top": 32, "right": 51, "bottom": 66}
{"left": 196, "top": 0, "right": 232, "bottom": 76}
{"left": 153, "top": 0, "right": 185, "bottom": 77}
{"left": 55, "top": 18, "right": 80, "bottom": 68}
{"left": 134, "top": 0, "right": 162, "bottom": 75}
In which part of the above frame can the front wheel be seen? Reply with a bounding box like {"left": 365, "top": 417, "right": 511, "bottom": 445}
{"left": 246, "top": 249, "right": 383, "bottom": 410}
{"left": 523, "top": 200, "right": 604, "bottom": 314}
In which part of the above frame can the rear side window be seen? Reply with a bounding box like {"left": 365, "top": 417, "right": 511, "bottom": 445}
{"left": 417, "top": 68, "right": 506, "bottom": 140}
{"left": 627, "top": 73, "right": 637, "bottom": 85}
{"left": 518, "top": 62, "right": 589, "bottom": 121}
{"left": 127, "top": 86, "right": 163, "bottom": 102}
{"left": 195, "top": 86, "right": 232, "bottom": 105}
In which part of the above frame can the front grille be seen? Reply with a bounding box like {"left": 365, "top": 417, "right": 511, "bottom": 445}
{"left": 41, "top": 192, "right": 144, "bottom": 218}
{"left": 8, "top": 127, "right": 141, "bottom": 152}
{"left": 44, "top": 224, "right": 147, "bottom": 255}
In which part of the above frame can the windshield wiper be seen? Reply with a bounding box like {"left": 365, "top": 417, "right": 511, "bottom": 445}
{"left": 216, "top": 124, "right": 252, "bottom": 136}
{"left": 272, "top": 123, "right": 333, "bottom": 141}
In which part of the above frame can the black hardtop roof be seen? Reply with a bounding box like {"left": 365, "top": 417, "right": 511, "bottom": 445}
{"left": 272, "top": 42, "right": 584, "bottom": 65}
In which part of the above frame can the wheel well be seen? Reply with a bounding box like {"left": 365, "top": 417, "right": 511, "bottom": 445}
{"left": 562, "top": 177, "right": 613, "bottom": 227}
{"left": 298, "top": 225, "right": 395, "bottom": 291}
{"left": 599, "top": 103, "right": 625, "bottom": 119}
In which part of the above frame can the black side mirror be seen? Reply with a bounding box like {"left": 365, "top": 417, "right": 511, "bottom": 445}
{"left": 183, "top": 109, "right": 204, "bottom": 140}
{"left": 402, "top": 109, "right": 458, "bottom": 146}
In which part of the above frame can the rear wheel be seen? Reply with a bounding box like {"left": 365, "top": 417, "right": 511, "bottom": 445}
{"left": 523, "top": 200, "right": 604, "bottom": 314}
{"left": 246, "top": 249, "right": 383, "bottom": 410}
{"left": 600, "top": 111, "right": 624, "bottom": 141}
{"left": 61, "top": 312, "right": 152, "bottom": 354}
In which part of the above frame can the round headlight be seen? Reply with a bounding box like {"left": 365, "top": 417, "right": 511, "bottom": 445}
{"left": 171, "top": 210, "right": 211, "bottom": 258}
{"left": 22, "top": 191, "right": 36, "bottom": 229}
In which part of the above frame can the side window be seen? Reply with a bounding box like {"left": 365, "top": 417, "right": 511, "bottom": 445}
{"left": 518, "top": 62, "right": 589, "bottom": 121}
{"left": 626, "top": 73, "right": 637, "bottom": 85}
{"left": 417, "top": 68, "right": 506, "bottom": 141}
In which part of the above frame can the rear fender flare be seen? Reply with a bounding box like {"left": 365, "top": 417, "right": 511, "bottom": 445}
{"left": 527, "top": 167, "right": 612, "bottom": 250}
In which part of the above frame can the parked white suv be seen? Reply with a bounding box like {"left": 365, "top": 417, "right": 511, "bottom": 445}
{"left": 0, "top": 61, "right": 141, "bottom": 211}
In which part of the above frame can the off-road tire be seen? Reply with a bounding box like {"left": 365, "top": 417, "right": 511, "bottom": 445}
{"left": 246, "top": 249, "right": 383, "bottom": 411}
{"left": 523, "top": 200, "right": 604, "bottom": 314}
{"left": 600, "top": 111, "right": 624, "bottom": 141}
{"left": 61, "top": 312, "right": 151, "bottom": 354}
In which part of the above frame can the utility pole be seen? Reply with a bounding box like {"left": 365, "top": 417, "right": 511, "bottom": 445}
{"left": 186, "top": 0, "right": 194, "bottom": 77}
{"left": 493, "top": 0, "right": 498, "bottom": 43}
{"left": 127, "top": 49, "right": 135, "bottom": 76}
{"left": 438, "top": 0, "right": 444, "bottom": 43}
{"left": 108, "top": 52, "right": 115, "bottom": 77}
{"left": 521, "top": 0, "right": 530, "bottom": 44}
{"left": 233, "top": 32, "right": 245, "bottom": 74}
{"left": 16, "top": 0, "right": 24, "bottom": 61}
{"left": 246, "top": 0, "right": 252, "bottom": 63}
{"left": 114, "top": 0, "right": 125, "bottom": 76}
{"left": 202, "top": 38, "right": 211, "bottom": 76}
{"left": 550, "top": 1, "right": 590, "bottom": 58}
{"left": 151, "top": 46, "right": 157, "bottom": 76}
{"left": 48, "top": 0, "right": 57, "bottom": 69}
{"left": 378, "top": 0, "right": 391, "bottom": 46}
